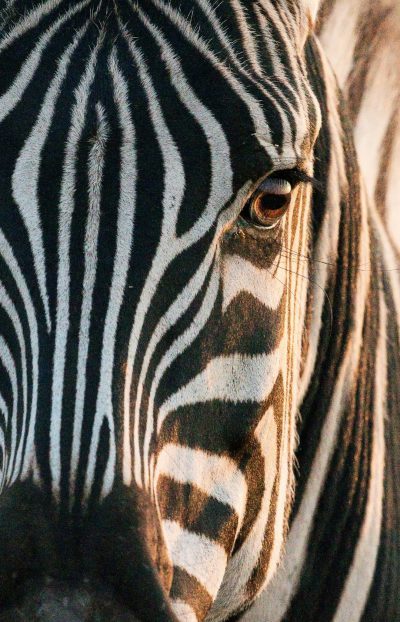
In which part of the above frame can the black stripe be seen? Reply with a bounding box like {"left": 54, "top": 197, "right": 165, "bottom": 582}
{"left": 362, "top": 262, "right": 400, "bottom": 621}
{"left": 157, "top": 475, "right": 238, "bottom": 554}
{"left": 170, "top": 566, "right": 213, "bottom": 619}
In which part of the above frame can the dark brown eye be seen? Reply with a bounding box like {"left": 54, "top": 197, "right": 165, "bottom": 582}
{"left": 243, "top": 177, "right": 293, "bottom": 229}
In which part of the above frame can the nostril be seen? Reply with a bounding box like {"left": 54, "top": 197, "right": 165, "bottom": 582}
{"left": 35, "top": 580, "right": 91, "bottom": 622}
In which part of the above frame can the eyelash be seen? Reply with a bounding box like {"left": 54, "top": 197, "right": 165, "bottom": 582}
{"left": 272, "top": 167, "right": 322, "bottom": 191}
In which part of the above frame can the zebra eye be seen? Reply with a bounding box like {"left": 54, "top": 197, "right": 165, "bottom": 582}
{"left": 243, "top": 177, "right": 293, "bottom": 229}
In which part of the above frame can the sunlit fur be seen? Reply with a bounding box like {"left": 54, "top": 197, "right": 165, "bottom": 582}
{"left": 0, "top": 1, "right": 399, "bottom": 621}
{"left": 243, "top": 3, "right": 400, "bottom": 620}
{"left": 318, "top": 0, "right": 400, "bottom": 252}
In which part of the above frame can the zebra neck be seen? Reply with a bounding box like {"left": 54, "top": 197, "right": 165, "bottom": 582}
{"left": 317, "top": 0, "right": 400, "bottom": 253}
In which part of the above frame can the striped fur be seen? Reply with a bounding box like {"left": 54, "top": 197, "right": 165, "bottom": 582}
{"left": 318, "top": 0, "right": 400, "bottom": 250}
{"left": 241, "top": 3, "right": 400, "bottom": 620}
{"left": 0, "top": 1, "right": 399, "bottom": 621}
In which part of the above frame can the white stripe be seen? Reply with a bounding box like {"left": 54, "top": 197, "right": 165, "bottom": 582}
{"left": 0, "top": 0, "right": 90, "bottom": 122}
{"left": 120, "top": 28, "right": 185, "bottom": 487}
{"left": 157, "top": 350, "right": 281, "bottom": 433}
{"left": 193, "top": 0, "right": 248, "bottom": 70}
{"left": 50, "top": 39, "right": 100, "bottom": 498}
{"left": 245, "top": 233, "right": 370, "bottom": 621}
{"left": 299, "top": 137, "right": 342, "bottom": 401}
{"left": 135, "top": 0, "right": 282, "bottom": 159}
{"left": 211, "top": 406, "right": 278, "bottom": 621}
{"left": 156, "top": 445, "right": 247, "bottom": 528}
{"left": 208, "top": 0, "right": 302, "bottom": 140}
{"left": 306, "top": 0, "right": 321, "bottom": 23}
{"left": 146, "top": 0, "right": 306, "bottom": 161}
{"left": 0, "top": 231, "right": 39, "bottom": 480}
{"left": 264, "top": 1, "right": 322, "bottom": 144}
{"left": 162, "top": 520, "right": 227, "bottom": 599}
{"left": 222, "top": 253, "right": 285, "bottom": 312}
{"left": 132, "top": 181, "right": 251, "bottom": 488}
{"left": 84, "top": 50, "right": 136, "bottom": 501}
{"left": 0, "top": 0, "right": 64, "bottom": 52}
{"left": 319, "top": 0, "right": 363, "bottom": 88}
{"left": 171, "top": 600, "right": 198, "bottom": 622}
{"left": 268, "top": 192, "right": 305, "bottom": 591}
{"left": 386, "top": 110, "right": 400, "bottom": 253}
{"left": 354, "top": 47, "right": 399, "bottom": 209}
{"left": 0, "top": 336, "right": 18, "bottom": 485}
{"left": 228, "top": 0, "right": 294, "bottom": 147}
{"left": 0, "top": 393, "right": 7, "bottom": 421}
{"left": 252, "top": 3, "right": 311, "bottom": 151}
{"left": 12, "top": 24, "right": 87, "bottom": 332}
{"left": 195, "top": 0, "right": 308, "bottom": 149}
{"left": 229, "top": 0, "right": 263, "bottom": 76}
{"left": 135, "top": 8, "right": 234, "bottom": 245}
{"left": 124, "top": 12, "right": 234, "bottom": 488}
{"left": 131, "top": 244, "right": 216, "bottom": 489}
{"left": 69, "top": 104, "right": 108, "bottom": 500}
{"left": 144, "top": 264, "right": 220, "bottom": 491}
{"left": 0, "top": 282, "right": 28, "bottom": 482}
{"left": 370, "top": 197, "right": 400, "bottom": 337}
{"left": 333, "top": 291, "right": 386, "bottom": 621}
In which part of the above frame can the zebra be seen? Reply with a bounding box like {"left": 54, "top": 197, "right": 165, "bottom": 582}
{"left": 0, "top": 0, "right": 399, "bottom": 620}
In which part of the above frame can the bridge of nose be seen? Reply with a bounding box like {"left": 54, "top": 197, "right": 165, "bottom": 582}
{"left": 0, "top": 481, "right": 177, "bottom": 621}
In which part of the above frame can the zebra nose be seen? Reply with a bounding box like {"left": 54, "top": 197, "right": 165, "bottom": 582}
{"left": 0, "top": 578, "right": 141, "bottom": 622}
{"left": 0, "top": 483, "right": 177, "bottom": 621}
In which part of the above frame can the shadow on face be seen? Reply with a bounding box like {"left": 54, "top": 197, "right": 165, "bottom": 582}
{"left": 0, "top": 578, "right": 140, "bottom": 622}
{"left": 0, "top": 482, "right": 177, "bottom": 622}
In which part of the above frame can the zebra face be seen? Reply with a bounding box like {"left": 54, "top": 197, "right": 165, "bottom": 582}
{"left": 0, "top": 0, "right": 321, "bottom": 619}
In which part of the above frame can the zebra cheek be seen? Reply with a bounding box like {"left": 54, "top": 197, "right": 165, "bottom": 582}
{"left": 221, "top": 222, "right": 283, "bottom": 269}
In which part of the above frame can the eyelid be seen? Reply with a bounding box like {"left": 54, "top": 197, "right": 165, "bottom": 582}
{"left": 238, "top": 165, "right": 320, "bottom": 232}
{"left": 242, "top": 166, "right": 321, "bottom": 217}
{"left": 268, "top": 167, "right": 321, "bottom": 190}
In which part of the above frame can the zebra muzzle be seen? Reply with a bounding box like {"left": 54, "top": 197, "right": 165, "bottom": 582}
{"left": 0, "top": 577, "right": 141, "bottom": 622}
{"left": 0, "top": 483, "right": 177, "bottom": 622}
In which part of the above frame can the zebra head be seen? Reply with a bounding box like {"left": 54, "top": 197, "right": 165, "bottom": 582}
{"left": 0, "top": 1, "right": 324, "bottom": 620}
